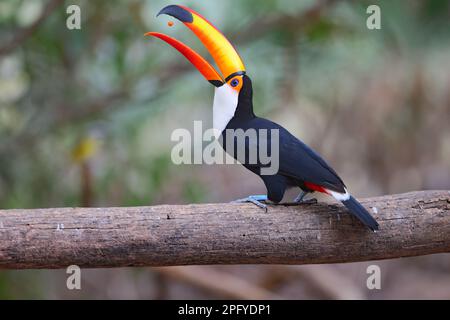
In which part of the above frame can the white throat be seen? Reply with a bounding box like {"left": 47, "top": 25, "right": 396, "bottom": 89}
{"left": 212, "top": 84, "right": 238, "bottom": 139}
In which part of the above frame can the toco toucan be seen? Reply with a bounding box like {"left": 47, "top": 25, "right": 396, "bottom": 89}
{"left": 146, "top": 5, "right": 379, "bottom": 231}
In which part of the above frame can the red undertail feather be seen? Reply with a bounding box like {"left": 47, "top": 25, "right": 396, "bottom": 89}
{"left": 304, "top": 182, "right": 330, "bottom": 194}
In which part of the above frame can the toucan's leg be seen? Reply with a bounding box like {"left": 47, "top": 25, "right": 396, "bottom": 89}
{"left": 294, "top": 191, "right": 307, "bottom": 203}
{"left": 232, "top": 195, "right": 268, "bottom": 211}
{"left": 289, "top": 191, "right": 317, "bottom": 205}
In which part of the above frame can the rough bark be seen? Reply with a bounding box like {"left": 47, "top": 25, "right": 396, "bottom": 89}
{"left": 0, "top": 190, "right": 449, "bottom": 269}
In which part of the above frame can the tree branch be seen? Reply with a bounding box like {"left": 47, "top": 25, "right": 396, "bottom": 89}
{"left": 0, "top": 0, "right": 64, "bottom": 57}
{"left": 231, "top": 0, "right": 342, "bottom": 43}
{"left": 0, "top": 190, "right": 449, "bottom": 269}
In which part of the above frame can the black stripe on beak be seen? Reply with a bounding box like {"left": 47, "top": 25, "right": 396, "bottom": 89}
{"left": 225, "top": 71, "right": 246, "bottom": 82}
{"left": 157, "top": 5, "right": 193, "bottom": 23}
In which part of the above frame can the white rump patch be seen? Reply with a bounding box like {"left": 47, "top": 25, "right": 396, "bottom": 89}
{"left": 327, "top": 188, "right": 350, "bottom": 201}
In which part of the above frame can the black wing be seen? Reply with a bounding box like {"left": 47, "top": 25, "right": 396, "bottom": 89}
{"left": 246, "top": 117, "right": 346, "bottom": 193}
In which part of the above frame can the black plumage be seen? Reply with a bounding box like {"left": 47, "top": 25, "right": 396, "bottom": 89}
{"left": 222, "top": 75, "right": 379, "bottom": 231}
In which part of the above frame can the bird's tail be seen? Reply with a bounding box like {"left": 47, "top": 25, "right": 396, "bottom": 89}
{"left": 342, "top": 196, "right": 379, "bottom": 232}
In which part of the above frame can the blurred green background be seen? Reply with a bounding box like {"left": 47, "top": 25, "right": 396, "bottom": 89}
{"left": 0, "top": 0, "right": 449, "bottom": 299}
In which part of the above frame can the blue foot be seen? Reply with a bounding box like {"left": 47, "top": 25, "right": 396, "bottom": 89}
{"left": 293, "top": 191, "right": 317, "bottom": 204}
{"left": 232, "top": 195, "right": 268, "bottom": 211}
{"left": 293, "top": 191, "right": 307, "bottom": 203}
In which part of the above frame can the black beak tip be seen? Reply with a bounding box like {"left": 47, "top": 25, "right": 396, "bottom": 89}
{"left": 157, "top": 5, "right": 193, "bottom": 23}
{"left": 208, "top": 80, "right": 224, "bottom": 87}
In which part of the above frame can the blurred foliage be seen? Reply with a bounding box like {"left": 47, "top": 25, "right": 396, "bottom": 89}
{"left": 0, "top": 0, "right": 450, "bottom": 299}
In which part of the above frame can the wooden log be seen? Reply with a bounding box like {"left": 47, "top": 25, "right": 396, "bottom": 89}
{"left": 0, "top": 190, "right": 449, "bottom": 269}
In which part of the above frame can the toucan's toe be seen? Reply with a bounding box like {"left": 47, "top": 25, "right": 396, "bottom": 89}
{"left": 232, "top": 195, "right": 269, "bottom": 212}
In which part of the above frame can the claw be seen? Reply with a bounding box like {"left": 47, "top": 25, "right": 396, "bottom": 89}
{"left": 232, "top": 195, "right": 268, "bottom": 212}
{"left": 281, "top": 198, "right": 318, "bottom": 206}
{"left": 299, "top": 198, "right": 317, "bottom": 204}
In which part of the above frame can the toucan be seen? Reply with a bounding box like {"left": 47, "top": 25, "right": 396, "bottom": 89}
{"left": 146, "top": 5, "right": 379, "bottom": 231}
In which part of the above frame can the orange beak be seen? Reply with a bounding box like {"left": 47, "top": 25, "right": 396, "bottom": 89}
{"left": 145, "top": 32, "right": 224, "bottom": 86}
{"left": 145, "top": 5, "right": 246, "bottom": 87}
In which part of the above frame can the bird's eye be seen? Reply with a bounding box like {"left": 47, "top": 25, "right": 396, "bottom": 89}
{"left": 230, "top": 79, "right": 239, "bottom": 87}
